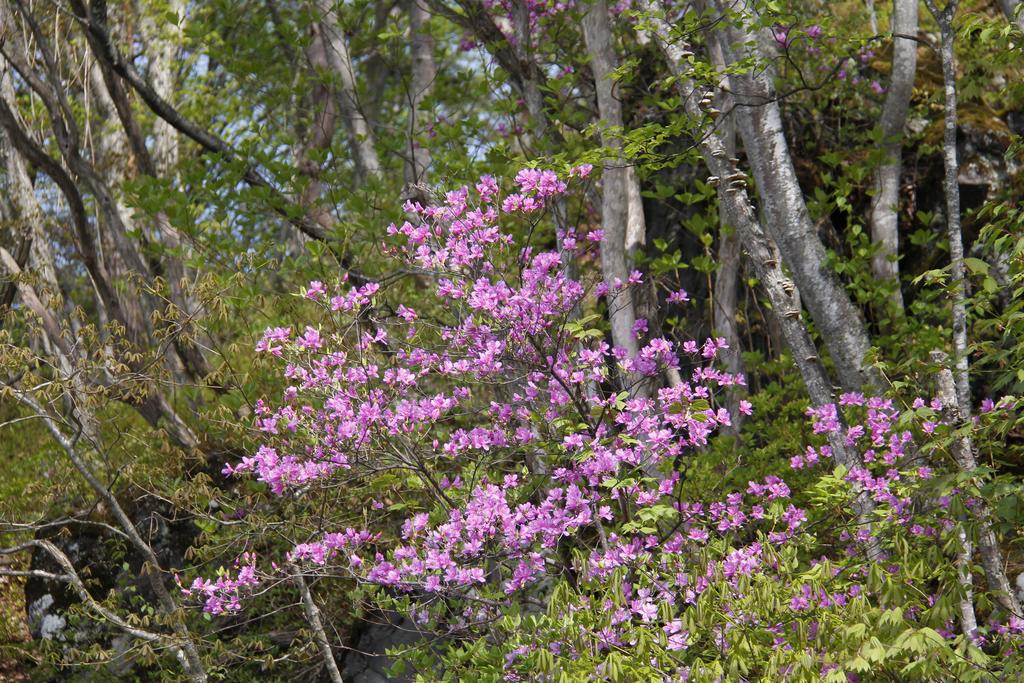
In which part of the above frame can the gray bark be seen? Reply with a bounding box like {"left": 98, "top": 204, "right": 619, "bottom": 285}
{"left": 712, "top": 1, "right": 880, "bottom": 392}
{"left": 83, "top": 59, "right": 205, "bottom": 441}
{"left": 405, "top": 0, "right": 435, "bottom": 187}
{"left": 926, "top": 0, "right": 971, "bottom": 417}
{"left": 714, "top": 222, "right": 744, "bottom": 433}
{"left": 955, "top": 523, "right": 979, "bottom": 637}
{"left": 145, "top": 0, "right": 185, "bottom": 178}
{"left": 934, "top": 355, "right": 980, "bottom": 637}
{"left": 511, "top": 0, "right": 548, "bottom": 142}
{"left": 0, "top": 12, "right": 201, "bottom": 450}
{"left": 933, "top": 351, "right": 1021, "bottom": 615}
{"left": 74, "top": 0, "right": 335, "bottom": 244}
{"left": 869, "top": 0, "right": 918, "bottom": 311}
{"left": 582, "top": 0, "right": 642, "bottom": 378}
{"left": 928, "top": 0, "right": 1020, "bottom": 611}
{"left": 625, "top": 165, "right": 646, "bottom": 258}
{"left": 315, "top": 0, "right": 381, "bottom": 183}
{"left": 89, "top": 8, "right": 212, "bottom": 384}
{"left": 300, "top": 19, "right": 343, "bottom": 235}
{"left": 292, "top": 569, "right": 345, "bottom": 683}
{"left": 0, "top": 14, "right": 154, "bottom": 350}
{"left": 0, "top": 70, "right": 59, "bottom": 296}
{"left": 639, "top": 0, "right": 879, "bottom": 542}
{"left": 507, "top": 0, "right": 575, "bottom": 267}
{"left": 707, "top": 33, "right": 746, "bottom": 431}
{"left": 142, "top": 0, "right": 213, "bottom": 381}
{"left": 420, "top": 0, "right": 577, "bottom": 277}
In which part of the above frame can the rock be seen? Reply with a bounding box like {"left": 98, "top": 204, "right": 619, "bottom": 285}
{"left": 24, "top": 535, "right": 96, "bottom": 643}
{"left": 26, "top": 593, "right": 65, "bottom": 641}
{"left": 22, "top": 493, "right": 199, "bottom": 675}
{"left": 342, "top": 614, "right": 423, "bottom": 683}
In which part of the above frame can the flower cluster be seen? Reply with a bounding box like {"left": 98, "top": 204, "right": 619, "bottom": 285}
{"left": 769, "top": 21, "right": 887, "bottom": 97}
{"left": 178, "top": 553, "right": 260, "bottom": 615}
{"left": 183, "top": 168, "right": 1024, "bottom": 680}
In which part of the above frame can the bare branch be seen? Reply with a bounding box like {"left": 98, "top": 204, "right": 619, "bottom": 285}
{"left": 0, "top": 539, "right": 166, "bottom": 644}
{"left": 4, "top": 386, "right": 208, "bottom": 681}
{"left": 291, "top": 567, "right": 345, "bottom": 683}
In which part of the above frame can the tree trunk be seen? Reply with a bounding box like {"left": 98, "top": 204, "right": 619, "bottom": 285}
{"left": 639, "top": 0, "right": 879, "bottom": 546}
{"left": 706, "top": 30, "right": 746, "bottom": 431}
{"left": 292, "top": 569, "right": 345, "bottom": 683}
{"left": 405, "top": 0, "right": 435, "bottom": 188}
{"left": 932, "top": 352, "right": 1021, "bottom": 615}
{"left": 299, "top": 20, "right": 343, "bottom": 234}
{"left": 582, "top": 0, "right": 643, "bottom": 385}
{"left": 926, "top": 0, "right": 1022, "bottom": 615}
{"left": 712, "top": 1, "right": 880, "bottom": 392}
{"left": 928, "top": 0, "right": 970, "bottom": 416}
{"left": 141, "top": 0, "right": 214, "bottom": 381}
{"left": 315, "top": 0, "right": 381, "bottom": 184}
{"left": 869, "top": 0, "right": 918, "bottom": 312}
{"left": 0, "top": 70, "right": 59, "bottom": 295}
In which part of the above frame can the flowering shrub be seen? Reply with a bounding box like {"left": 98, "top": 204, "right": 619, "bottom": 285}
{"left": 184, "top": 168, "right": 1024, "bottom": 681}
{"left": 769, "top": 19, "right": 887, "bottom": 100}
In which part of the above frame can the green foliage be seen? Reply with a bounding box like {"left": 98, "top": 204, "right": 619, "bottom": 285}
{"left": 2, "top": 0, "right": 1024, "bottom": 679}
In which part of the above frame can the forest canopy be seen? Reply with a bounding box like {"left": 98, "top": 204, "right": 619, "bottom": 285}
{"left": 2, "top": 0, "right": 1024, "bottom": 681}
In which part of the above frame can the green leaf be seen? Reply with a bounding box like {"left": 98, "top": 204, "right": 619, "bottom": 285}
{"left": 963, "top": 257, "right": 990, "bottom": 276}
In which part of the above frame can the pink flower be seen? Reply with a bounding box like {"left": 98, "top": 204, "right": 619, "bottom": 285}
{"left": 296, "top": 326, "right": 323, "bottom": 350}
{"left": 256, "top": 327, "right": 291, "bottom": 356}
{"left": 667, "top": 288, "right": 689, "bottom": 304}
{"left": 204, "top": 167, "right": 978, "bottom": 646}
{"left": 305, "top": 281, "right": 326, "bottom": 299}
{"left": 773, "top": 25, "right": 791, "bottom": 47}
{"left": 569, "top": 163, "right": 594, "bottom": 178}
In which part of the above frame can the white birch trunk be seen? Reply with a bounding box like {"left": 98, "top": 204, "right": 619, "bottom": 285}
{"left": 712, "top": 1, "right": 879, "bottom": 392}
{"left": 316, "top": 0, "right": 381, "bottom": 183}
{"left": 582, "top": 0, "right": 642, "bottom": 381}
{"left": 638, "top": 0, "right": 880, "bottom": 546}
{"left": 926, "top": 0, "right": 1021, "bottom": 614}
{"left": 405, "top": 0, "right": 435, "bottom": 187}
{"left": 868, "top": 0, "right": 918, "bottom": 311}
